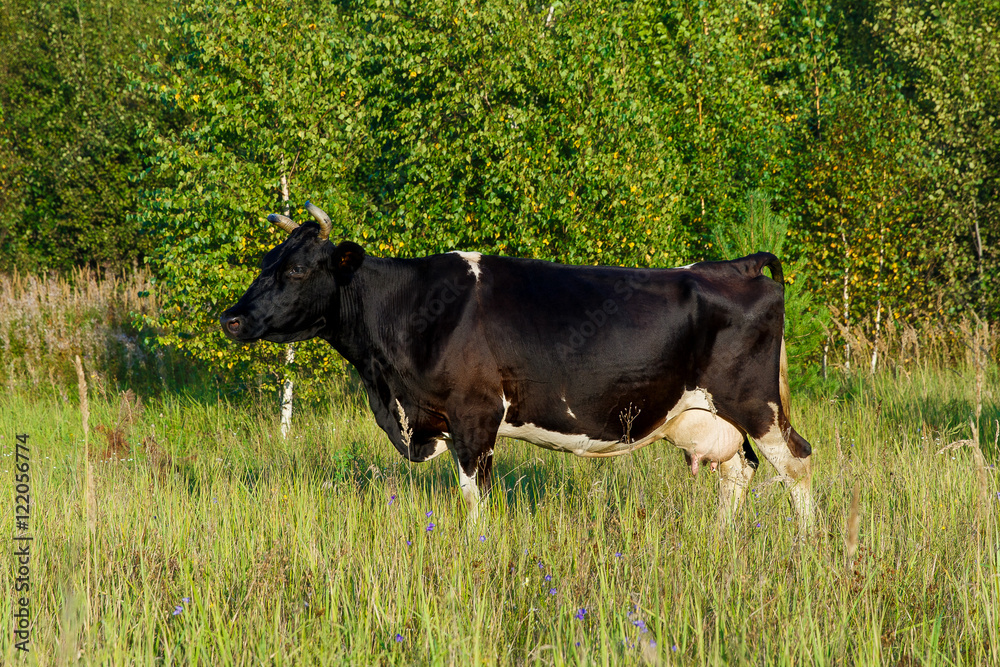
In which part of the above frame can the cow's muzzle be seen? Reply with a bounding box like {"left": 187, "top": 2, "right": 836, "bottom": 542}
{"left": 221, "top": 314, "right": 246, "bottom": 340}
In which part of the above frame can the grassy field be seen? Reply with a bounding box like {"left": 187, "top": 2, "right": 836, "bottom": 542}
{"left": 1, "top": 364, "right": 997, "bottom": 665}
{"left": 0, "top": 270, "right": 998, "bottom": 664}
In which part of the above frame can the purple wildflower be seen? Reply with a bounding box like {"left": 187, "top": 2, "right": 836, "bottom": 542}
{"left": 426, "top": 523, "right": 435, "bottom": 532}
{"left": 575, "top": 608, "right": 587, "bottom": 620}
{"left": 394, "top": 633, "right": 404, "bottom": 642}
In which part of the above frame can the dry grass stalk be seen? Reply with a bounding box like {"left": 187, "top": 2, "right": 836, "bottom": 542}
{"left": 73, "top": 354, "right": 94, "bottom": 631}
{"left": 969, "top": 318, "right": 990, "bottom": 518}
{"left": 0, "top": 267, "right": 158, "bottom": 387}
{"left": 846, "top": 481, "right": 861, "bottom": 571}
{"left": 395, "top": 399, "right": 413, "bottom": 453}
{"left": 937, "top": 439, "right": 975, "bottom": 455}
{"left": 74, "top": 355, "right": 90, "bottom": 443}
{"left": 968, "top": 419, "right": 990, "bottom": 517}
{"left": 94, "top": 425, "right": 130, "bottom": 462}
{"left": 824, "top": 306, "right": 998, "bottom": 374}
{"left": 938, "top": 431, "right": 992, "bottom": 517}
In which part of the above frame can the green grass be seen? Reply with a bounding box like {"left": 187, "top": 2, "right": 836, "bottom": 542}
{"left": 1, "top": 366, "right": 997, "bottom": 665}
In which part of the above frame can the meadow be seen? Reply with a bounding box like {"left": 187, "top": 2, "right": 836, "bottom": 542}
{"left": 1, "top": 271, "right": 998, "bottom": 665}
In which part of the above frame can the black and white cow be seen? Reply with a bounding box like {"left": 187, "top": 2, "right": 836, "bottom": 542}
{"left": 221, "top": 203, "right": 813, "bottom": 528}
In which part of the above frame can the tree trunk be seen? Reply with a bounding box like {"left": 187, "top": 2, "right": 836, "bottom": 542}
{"left": 870, "top": 193, "right": 886, "bottom": 374}
{"left": 279, "top": 172, "right": 295, "bottom": 440}
{"left": 841, "top": 229, "right": 851, "bottom": 372}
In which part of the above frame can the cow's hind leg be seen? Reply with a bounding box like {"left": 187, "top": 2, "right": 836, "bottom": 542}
{"left": 753, "top": 421, "right": 814, "bottom": 531}
{"left": 717, "top": 436, "right": 758, "bottom": 526}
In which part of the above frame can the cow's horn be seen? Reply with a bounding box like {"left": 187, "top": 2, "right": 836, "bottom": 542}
{"left": 305, "top": 201, "right": 333, "bottom": 241}
{"left": 268, "top": 213, "right": 299, "bottom": 234}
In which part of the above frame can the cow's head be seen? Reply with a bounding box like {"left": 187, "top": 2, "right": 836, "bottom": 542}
{"left": 220, "top": 202, "right": 364, "bottom": 343}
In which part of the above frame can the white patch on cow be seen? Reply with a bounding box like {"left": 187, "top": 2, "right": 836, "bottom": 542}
{"left": 689, "top": 387, "right": 717, "bottom": 413}
{"left": 495, "top": 387, "right": 731, "bottom": 458}
{"left": 755, "top": 401, "right": 803, "bottom": 478}
{"left": 457, "top": 464, "right": 480, "bottom": 507}
{"left": 561, "top": 395, "right": 577, "bottom": 419}
{"left": 497, "top": 420, "right": 619, "bottom": 455}
{"left": 424, "top": 438, "right": 450, "bottom": 461}
{"left": 451, "top": 251, "right": 483, "bottom": 281}
{"left": 446, "top": 440, "right": 484, "bottom": 524}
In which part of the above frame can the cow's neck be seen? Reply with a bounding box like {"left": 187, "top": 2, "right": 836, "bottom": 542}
{"left": 324, "top": 259, "right": 412, "bottom": 443}
{"left": 326, "top": 258, "right": 401, "bottom": 368}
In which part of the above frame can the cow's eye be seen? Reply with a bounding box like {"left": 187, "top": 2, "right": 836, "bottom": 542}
{"left": 286, "top": 265, "right": 307, "bottom": 278}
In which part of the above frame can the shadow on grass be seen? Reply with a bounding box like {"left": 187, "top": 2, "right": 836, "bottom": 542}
{"left": 163, "top": 435, "right": 577, "bottom": 518}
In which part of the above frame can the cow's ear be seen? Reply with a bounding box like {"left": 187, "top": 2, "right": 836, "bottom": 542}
{"left": 332, "top": 241, "right": 365, "bottom": 283}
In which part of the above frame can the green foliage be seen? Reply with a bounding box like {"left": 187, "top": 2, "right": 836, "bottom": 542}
{"left": 351, "top": 1, "right": 689, "bottom": 266}
{"left": 790, "top": 74, "right": 933, "bottom": 344}
{"left": 0, "top": 0, "right": 171, "bottom": 271}
{"left": 136, "top": 0, "right": 368, "bottom": 394}
{"left": 870, "top": 0, "right": 1000, "bottom": 316}
{"left": 634, "top": 0, "right": 800, "bottom": 246}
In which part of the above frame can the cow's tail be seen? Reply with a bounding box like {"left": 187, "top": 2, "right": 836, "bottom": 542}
{"left": 747, "top": 251, "right": 784, "bottom": 285}
{"left": 780, "top": 305, "right": 812, "bottom": 458}
{"left": 779, "top": 337, "right": 792, "bottom": 428}
{"left": 755, "top": 252, "right": 811, "bottom": 458}
{"left": 750, "top": 253, "right": 789, "bottom": 407}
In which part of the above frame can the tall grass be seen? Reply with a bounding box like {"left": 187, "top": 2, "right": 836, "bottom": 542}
{"left": 826, "top": 309, "right": 998, "bottom": 379}
{"left": 0, "top": 268, "right": 199, "bottom": 397}
{"left": 1, "top": 362, "right": 997, "bottom": 664}
{"left": 0, "top": 270, "right": 996, "bottom": 664}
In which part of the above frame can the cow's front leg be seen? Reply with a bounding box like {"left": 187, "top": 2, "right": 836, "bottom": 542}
{"left": 717, "top": 437, "right": 758, "bottom": 526}
{"left": 444, "top": 410, "right": 501, "bottom": 526}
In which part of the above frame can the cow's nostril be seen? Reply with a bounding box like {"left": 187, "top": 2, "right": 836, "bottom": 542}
{"left": 225, "top": 317, "right": 241, "bottom": 334}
